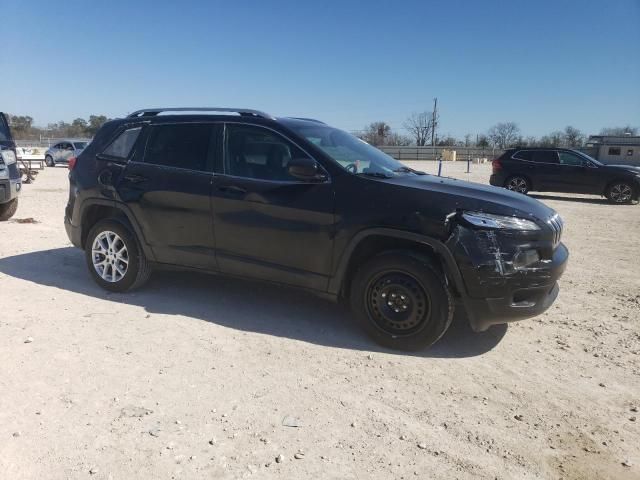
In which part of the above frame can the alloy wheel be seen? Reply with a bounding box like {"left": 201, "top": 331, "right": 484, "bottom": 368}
{"left": 610, "top": 183, "right": 632, "bottom": 203}
{"left": 91, "top": 231, "right": 129, "bottom": 282}
{"left": 506, "top": 177, "right": 528, "bottom": 193}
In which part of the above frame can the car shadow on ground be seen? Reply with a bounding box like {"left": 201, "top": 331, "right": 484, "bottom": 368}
{"left": 529, "top": 193, "right": 610, "bottom": 204}
{"left": 0, "top": 247, "right": 507, "bottom": 358}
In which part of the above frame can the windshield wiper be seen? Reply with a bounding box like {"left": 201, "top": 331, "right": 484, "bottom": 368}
{"left": 357, "top": 171, "right": 393, "bottom": 178}
{"left": 393, "top": 166, "right": 427, "bottom": 175}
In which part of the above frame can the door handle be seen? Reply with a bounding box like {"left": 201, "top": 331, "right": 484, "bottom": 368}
{"left": 218, "top": 185, "right": 247, "bottom": 195}
{"left": 124, "top": 174, "right": 147, "bottom": 184}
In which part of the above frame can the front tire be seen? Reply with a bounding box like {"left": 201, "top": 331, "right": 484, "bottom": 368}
{"left": 605, "top": 181, "right": 635, "bottom": 204}
{"left": 350, "top": 252, "right": 454, "bottom": 351}
{"left": 85, "top": 219, "right": 152, "bottom": 292}
{"left": 0, "top": 199, "right": 18, "bottom": 221}
{"left": 45, "top": 155, "right": 55, "bottom": 167}
{"left": 505, "top": 175, "right": 529, "bottom": 194}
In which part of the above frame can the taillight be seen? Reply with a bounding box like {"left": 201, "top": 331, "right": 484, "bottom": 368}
{"left": 68, "top": 157, "right": 77, "bottom": 170}
{"left": 492, "top": 159, "right": 502, "bottom": 173}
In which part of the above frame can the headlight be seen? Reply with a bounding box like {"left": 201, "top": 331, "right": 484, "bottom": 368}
{"left": 461, "top": 211, "right": 541, "bottom": 231}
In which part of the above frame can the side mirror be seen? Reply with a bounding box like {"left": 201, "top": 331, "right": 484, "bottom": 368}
{"left": 288, "top": 157, "right": 327, "bottom": 182}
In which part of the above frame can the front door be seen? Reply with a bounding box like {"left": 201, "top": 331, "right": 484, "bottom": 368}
{"left": 211, "top": 123, "right": 335, "bottom": 291}
{"left": 555, "top": 151, "right": 601, "bottom": 193}
{"left": 116, "top": 122, "right": 217, "bottom": 269}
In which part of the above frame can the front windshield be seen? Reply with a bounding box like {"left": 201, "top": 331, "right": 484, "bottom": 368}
{"left": 73, "top": 142, "right": 88, "bottom": 150}
{"left": 288, "top": 123, "right": 409, "bottom": 175}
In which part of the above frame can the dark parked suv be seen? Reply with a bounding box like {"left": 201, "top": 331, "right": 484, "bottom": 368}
{"left": 0, "top": 112, "right": 21, "bottom": 221}
{"left": 490, "top": 147, "right": 640, "bottom": 204}
{"left": 65, "top": 108, "right": 568, "bottom": 350}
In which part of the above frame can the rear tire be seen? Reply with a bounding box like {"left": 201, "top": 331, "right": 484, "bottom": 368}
{"left": 85, "top": 219, "right": 152, "bottom": 292}
{"left": 505, "top": 175, "right": 529, "bottom": 194}
{"left": 349, "top": 251, "right": 454, "bottom": 351}
{"left": 0, "top": 199, "right": 18, "bottom": 221}
{"left": 45, "top": 155, "right": 55, "bottom": 167}
{"left": 605, "top": 181, "right": 635, "bottom": 204}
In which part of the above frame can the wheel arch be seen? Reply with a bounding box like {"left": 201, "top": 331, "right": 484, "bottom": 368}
{"left": 329, "top": 228, "right": 466, "bottom": 301}
{"left": 603, "top": 177, "right": 639, "bottom": 199}
{"left": 79, "top": 199, "right": 155, "bottom": 260}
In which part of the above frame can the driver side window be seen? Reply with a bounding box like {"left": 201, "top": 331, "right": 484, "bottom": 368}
{"left": 558, "top": 152, "right": 585, "bottom": 166}
{"left": 225, "top": 125, "right": 309, "bottom": 181}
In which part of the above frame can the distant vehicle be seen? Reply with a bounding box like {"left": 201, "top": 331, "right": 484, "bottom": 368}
{"left": 490, "top": 148, "right": 640, "bottom": 204}
{"left": 0, "top": 112, "right": 21, "bottom": 220}
{"left": 65, "top": 107, "right": 568, "bottom": 351}
{"left": 45, "top": 139, "right": 90, "bottom": 167}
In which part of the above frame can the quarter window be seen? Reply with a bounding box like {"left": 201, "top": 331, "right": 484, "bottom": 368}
{"left": 513, "top": 150, "right": 533, "bottom": 161}
{"left": 103, "top": 127, "right": 142, "bottom": 159}
{"left": 225, "top": 125, "right": 309, "bottom": 181}
{"left": 608, "top": 147, "right": 621, "bottom": 155}
{"left": 144, "top": 124, "right": 213, "bottom": 171}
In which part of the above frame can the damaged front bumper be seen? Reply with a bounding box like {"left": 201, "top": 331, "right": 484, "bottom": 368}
{"left": 446, "top": 220, "right": 568, "bottom": 332}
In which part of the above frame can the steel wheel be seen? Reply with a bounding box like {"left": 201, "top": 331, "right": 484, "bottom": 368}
{"left": 366, "top": 271, "right": 431, "bottom": 336}
{"left": 506, "top": 176, "right": 528, "bottom": 194}
{"left": 609, "top": 183, "right": 633, "bottom": 203}
{"left": 91, "top": 230, "right": 129, "bottom": 283}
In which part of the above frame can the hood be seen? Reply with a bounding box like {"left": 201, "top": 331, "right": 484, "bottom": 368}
{"left": 602, "top": 164, "right": 640, "bottom": 173}
{"left": 381, "top": 173, "right": 556, "bottom": 221}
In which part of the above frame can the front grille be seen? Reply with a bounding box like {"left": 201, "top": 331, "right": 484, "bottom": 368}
{"left": 547, "top": 214, "right": 563, "bottom": 247}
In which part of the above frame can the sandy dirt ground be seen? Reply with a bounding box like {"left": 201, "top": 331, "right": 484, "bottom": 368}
{"left": 1, "top": 162, "right": 638, "bottom": 480}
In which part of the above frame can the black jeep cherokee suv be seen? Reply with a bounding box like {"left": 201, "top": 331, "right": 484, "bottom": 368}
{"left": 490, "top": 147, "right": 640, "bottom": 204}
{"left": 65, "top": 108, "right": 568, "bottom": 350}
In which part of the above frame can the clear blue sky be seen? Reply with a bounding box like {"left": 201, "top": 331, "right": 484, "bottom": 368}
{"left": 2, "top": 0, "right": 638, "bottom": 138}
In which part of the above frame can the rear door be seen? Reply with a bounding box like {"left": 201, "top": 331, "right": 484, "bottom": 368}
{"left": 116, "top": 122, "right": 218, "bottom": 269}
{"left": 531, "top": 150, "right": 561, "bottom": 191}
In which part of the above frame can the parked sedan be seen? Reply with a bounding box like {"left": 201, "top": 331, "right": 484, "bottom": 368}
{"left": 490, "top": 148, "right": 640, "bottom": 204}
{"left": 44, "top": 139, "right": 90, "bottom": 167}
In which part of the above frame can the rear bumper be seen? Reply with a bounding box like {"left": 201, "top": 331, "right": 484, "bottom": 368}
{"left": 464, "top": 242, "right": 568, "bottom": 331}
{"left": 65, "top": 215, "right": 82, "bottom": 248}
{"left": 489, "top": 173, "right": 506, "bottom": 187}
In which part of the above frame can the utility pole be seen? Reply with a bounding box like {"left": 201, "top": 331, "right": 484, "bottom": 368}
{"left": 431, "top": 97, "right": 438, "bottom": 146}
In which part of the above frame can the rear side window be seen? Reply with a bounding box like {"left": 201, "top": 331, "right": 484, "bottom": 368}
{"left": 532, "top": 150, "right": 559, "bottom": 164}
{"left": 104, "top": 127, "right": 142, "bottom": 159}
{"left": 144, "top": 124, "right": 213, "bottom": 171}
{"left": 513, "top": 150, "right": 533, "bottom": 161}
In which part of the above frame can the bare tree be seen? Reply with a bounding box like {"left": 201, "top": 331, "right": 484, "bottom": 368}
{"left": 599, "top": 125, "right": 638, "bottom": 136}
{"left": 476, "top": 135, "right": 490, "bottom": 148}
{"left": 487, "top": 122, "right": 521, "bottom": 149}
{"left": 403, "top": 112, "right": 433, "bottom": 146}
{"left": 563, "top": 126, "right": 584, "bottom": 147}
{"left": 358, "top": 122, "right": 392, "bottom": 146}
{"left": 386, "top": 132, "right": 413, "bottom": 146}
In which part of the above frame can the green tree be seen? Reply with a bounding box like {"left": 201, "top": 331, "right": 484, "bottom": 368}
{"left": 86, "top": 115, "right": 109, "bottom": 136}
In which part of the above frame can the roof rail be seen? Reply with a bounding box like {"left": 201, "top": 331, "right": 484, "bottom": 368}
{"left": 288, "top": 117, "right": 326, "bottom": 124}
{"left": 127, "top": 107, "right": 275, "bottom": 119}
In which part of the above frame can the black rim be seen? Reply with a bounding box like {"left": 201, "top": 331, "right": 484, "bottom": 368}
{"left": 365, "top": 271, "right": 431, "bottom": 336}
